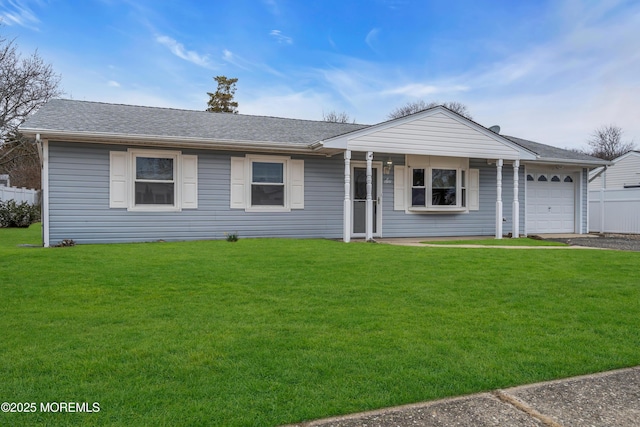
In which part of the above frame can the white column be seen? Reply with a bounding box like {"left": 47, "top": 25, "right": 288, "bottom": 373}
{"left": 496, "top": 159, "right": 503, "bottom": 239}
{"left": 343, "top": 150, "right": 351, "bottom": 242}
{"left": 600, "top": 169, "right": 606, "bottom": 233}
{"left": 365, "top": 151, "right": 373, "bottom": 241}
{"left": 512, "top": 160, "right": 520, "bottom": 238}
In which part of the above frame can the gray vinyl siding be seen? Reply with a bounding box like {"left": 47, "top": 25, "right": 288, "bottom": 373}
{"left": 380, "top": 158, "right": 525, "bottom": 238}
{"left": 48, "top": 142, "right": 526, "bottom": 244}
{"left": 48, "top": 142, "right": 346, "bottom": 244}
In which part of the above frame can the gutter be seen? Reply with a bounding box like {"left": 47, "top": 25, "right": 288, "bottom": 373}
{"left": 19, "top": 129, "right": 328, "bottom": 156}
{"left": 523, "top": 157, "right": 612, "bottom": 168}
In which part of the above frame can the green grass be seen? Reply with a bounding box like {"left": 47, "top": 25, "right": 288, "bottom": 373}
{"left": 424, "top": 237, "right": 567, "bottom": 246}
{"left": 1, "top": 224, "right": 639, "bottom": 426}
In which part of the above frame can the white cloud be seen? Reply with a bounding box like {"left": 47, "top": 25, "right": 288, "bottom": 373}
{"left": 384, "top": 83, "right": 469, "bottom": 97}
{"left": 156, "top": 35, "right": 215, "bottom": 69}
{"left": 107, "top": 80, "right": 121, "bottom": 88}
{"left": 263, "top": 0, "right": 280, "bottom": 16}
{"left": 269, "top": 30, "right": 293, "bottom": 45}
{"left": 0, "top": 0, "right": 40, "bottom": 29}
{"left": 365, "top": 28, "right": 380, "bottom": 51}
{"left": 239, "top": 88, "right": 335, "bottom": 120}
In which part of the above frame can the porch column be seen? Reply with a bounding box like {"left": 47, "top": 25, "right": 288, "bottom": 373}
{"left": 512, "top": 160, "right": 520, "bottom": 238}
{"left": 343, "top": 150, "right": 351, "bottom": 242}
{"left": 496, "top": 159, "right": 503, "bottom": 239}
{"left": 366, "top": 151, "right": 373, "bottom": 241}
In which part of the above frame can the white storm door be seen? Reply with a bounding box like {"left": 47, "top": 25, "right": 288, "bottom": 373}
{"left": 352, "top": 165, "right": 381, "bottom": 237}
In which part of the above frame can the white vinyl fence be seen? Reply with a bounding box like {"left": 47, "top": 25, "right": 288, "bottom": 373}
{"left": 0, "top": 186, "right": 40, "bottom": 204}
{"left": 589, "top": 189, "right": 640, "bottom": 234}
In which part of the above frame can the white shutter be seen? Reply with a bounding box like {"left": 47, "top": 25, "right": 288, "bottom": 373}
{"left": 230, "top": 157, "right": 246, "bottom": 209}
{"left": 290, "top": 159, "right": 304, "bottom": 209}
{"left": 469, "top": 168, "right": 479, "bottom": 211}
{"left": 109, "top": 151, "right": 128, "bottom": 208}
{"left": 394, "top": 166, "right": 406, "bottom": 211}
{"left": 181, "top": 155, "right": 198, "bottom": 209}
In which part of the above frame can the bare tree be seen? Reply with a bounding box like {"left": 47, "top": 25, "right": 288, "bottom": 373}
{"left": 0, "top": 30, "right": 62, "bottom": 189}
{"left": 587, "top": 125, "right": 635, "bottom": 161}
{"left": 0, "top": 33, "right": 62, "bottom": 140}
{"left": 322, "top": 110, "right": 355, "bottom": 124}
{"left": 388, "top": 100, "right": 472, "bottom": 120}
{"left": 0, "top": 131, "right": 40, "bottom": 189}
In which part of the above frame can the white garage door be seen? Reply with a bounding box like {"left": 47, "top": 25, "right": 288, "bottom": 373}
{"left": 526, "top": 172, "right": 576, "bottom": 234}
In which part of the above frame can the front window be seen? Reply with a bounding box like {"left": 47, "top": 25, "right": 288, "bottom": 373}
{"left": 134, "top": 157, "right": 175, "bottom": 205}
{"left": 251, "top": 161, "right": 284, "bottom": 206}
{"left": 431, "top": 169, "right": 457, "bottom": 206}
{"left": 411, "top": 166, "right": 463, "bottom": 209}
{"left": 411, "top": 169, "right": 426, "bottom": 206}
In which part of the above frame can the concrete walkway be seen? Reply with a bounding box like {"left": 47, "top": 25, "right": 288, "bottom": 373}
{"left": 374, "top": 235, "right": 608, "bottom": 249}
{"left": 287, "top": 366, "right": 640, "bottom": 427}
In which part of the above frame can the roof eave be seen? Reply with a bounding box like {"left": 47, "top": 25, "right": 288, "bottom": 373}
{"left": 524, "top": 157, "right": 612, "bottom": 167}
{"left": 20, "top": 128, "right": 324, "bottom": 155}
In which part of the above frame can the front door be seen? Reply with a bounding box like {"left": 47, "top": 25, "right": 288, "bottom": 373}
{"left": 352, "top": 166, "right": 381, "bottom": 236}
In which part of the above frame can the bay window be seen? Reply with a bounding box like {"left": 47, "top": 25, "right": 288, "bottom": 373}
{"left": 407, "top": 155, "right": 469, "bottom": 211}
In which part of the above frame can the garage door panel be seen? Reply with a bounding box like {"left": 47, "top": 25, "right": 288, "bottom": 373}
{"left": 527, "top": 171, "right": 576, "bottom": 234}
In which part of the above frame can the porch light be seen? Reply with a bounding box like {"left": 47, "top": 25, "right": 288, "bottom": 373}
{"left": 384, "top": 158, "right": 393, "bottom": 175}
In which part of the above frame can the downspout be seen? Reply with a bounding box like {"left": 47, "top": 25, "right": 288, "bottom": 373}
{"left": 588, "top": 165, "right": 607, "bottom": 183}
{"left": 36, "top": 134, "right": 50, "bottom": 247}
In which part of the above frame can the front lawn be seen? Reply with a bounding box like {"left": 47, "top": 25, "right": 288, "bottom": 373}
{"left": 1, "top": 224, "right": 639, "bottom": 426}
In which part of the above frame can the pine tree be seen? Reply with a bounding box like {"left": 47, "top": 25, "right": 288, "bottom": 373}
{"left": 206, "top": 76, "right": 238, "bottom": 114}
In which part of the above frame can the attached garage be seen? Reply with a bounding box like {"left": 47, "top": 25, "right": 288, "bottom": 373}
{"left": 526, "top": 171, "right": 577, "bottom": 234}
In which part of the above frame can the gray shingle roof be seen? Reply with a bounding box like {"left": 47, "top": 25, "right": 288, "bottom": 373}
{"left": 20, "top": 99, "right": 369, "bottom": 145}
{"left": 20, "top": 99, "right": 606, "bottom": 165}
{"left": 503, "top": 135, "right": 605, "bottom": 163}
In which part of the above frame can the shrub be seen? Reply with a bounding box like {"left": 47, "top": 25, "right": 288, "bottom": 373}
{"left": 225, "top": 232, "right": 239, "bottom": 242}
{"left": 51, "top": 239, "right": 76, "bottom": 247}
{"left": 0, "top": 200, "right": 41, "bottom": 228}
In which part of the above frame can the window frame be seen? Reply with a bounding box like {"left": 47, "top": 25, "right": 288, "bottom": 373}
{"left": 246, "top": 155, "right": 290, "bottom": 212}
{"left": 129, "top": 149, "right": 181, "bottom": 212}
{"left": 408, "top": 161, "right": 468, "bottom": 212}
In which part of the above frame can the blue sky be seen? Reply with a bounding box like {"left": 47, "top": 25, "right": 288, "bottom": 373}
{"left": 1, "top": 0, "right": 639, "bottom": 150}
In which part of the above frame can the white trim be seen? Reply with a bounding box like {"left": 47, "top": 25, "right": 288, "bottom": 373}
{"left": 405, "top": 155, "right": 470, "bottom": 212}
{"left": 343, "top": 150, "right": 351, "bottom": 242}
{"left": 245, "top": 154, "right": 291, "bottom": 213}
{"left": 128, "top": 149, "right": 181, "bottom": 212}
{"left": 41, "top": 137, "right": 50, "bottom": 247}
{"left": 578, "top": 168, "right": 584, "bottom": 234}
{"left": 496, "top": 159, "right": 503, "bottom": 239}
{"left": 351, "top": 160, "right": 383, "bottom": 238}
{"left": 366, "top": 152, "right": 373, "bottom": 241}
{"left": 523, "top": 164, "right": 528, "bottom": 236}
{"left": 512, "top": 160, "right": 520, "bottom": 238}
{"left": 321, "top": 106, "right": 537, "bottom": 160}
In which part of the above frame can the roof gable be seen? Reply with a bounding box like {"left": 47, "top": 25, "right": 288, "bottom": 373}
{"left": 321, "top": 107, "right": 536, "bottom": 160}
